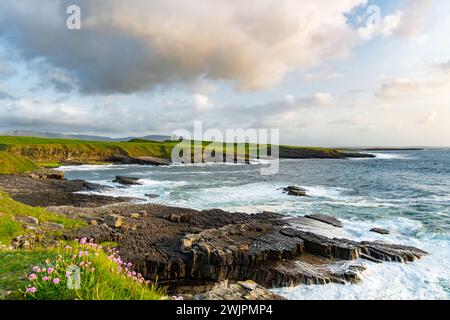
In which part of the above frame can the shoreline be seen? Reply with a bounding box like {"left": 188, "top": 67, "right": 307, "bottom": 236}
{"left": 0, "top": 171, "right": 428, "bottom": 298}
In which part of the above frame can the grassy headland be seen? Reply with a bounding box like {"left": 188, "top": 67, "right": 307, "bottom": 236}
{"left": 0, "top": 136, "right": 367, "bottom": 167}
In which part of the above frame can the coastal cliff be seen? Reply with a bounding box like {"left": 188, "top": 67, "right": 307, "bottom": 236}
{"left": 0, "top": 136, "right": 373, "bottom": 170}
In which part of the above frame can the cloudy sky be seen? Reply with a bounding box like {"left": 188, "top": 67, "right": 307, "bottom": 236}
{"left": 0, "top": 0, "right": 449, "bottom": 146}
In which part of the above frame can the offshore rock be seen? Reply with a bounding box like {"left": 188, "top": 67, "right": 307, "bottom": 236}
{"left": 283, "top": 186, "right": 307, "bottom": 196}
{"left": 113, "top": 176, "right": 142, "bottom": 185}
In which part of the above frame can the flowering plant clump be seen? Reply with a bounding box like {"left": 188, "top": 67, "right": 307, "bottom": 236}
{"left": 21, "top": 238, "right": 162, "bottom": 300}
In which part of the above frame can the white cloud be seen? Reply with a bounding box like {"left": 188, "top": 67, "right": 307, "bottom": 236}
{"left": 419, "top": 111, "right": 438, "bottom": 124}
{"left": 0, "top": 0, "right": 365, "bottom": 94}
{"left": 192, "top": 93, "right": 214, "bottom": 112}
{"left": 358, "top": 0, "right": 432, "bottom": 40}
{"left": 376, "top": 70, "right": 450, "bottom": 101}
{"left": 314, "top": 93, "right": 335, "bottom": 106}
{"left": 359, "top": 11, "right": 403, "bottom": 40}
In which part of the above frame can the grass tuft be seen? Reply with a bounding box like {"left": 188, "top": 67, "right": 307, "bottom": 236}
{"left": 0, "top": 192, "right": 84, "bottom": 245}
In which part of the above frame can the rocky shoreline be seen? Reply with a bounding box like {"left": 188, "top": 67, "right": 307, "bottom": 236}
{"left": 0, "top": 172, "right": 427, "bottom": 298}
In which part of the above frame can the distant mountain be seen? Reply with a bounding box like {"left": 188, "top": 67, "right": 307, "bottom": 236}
{"left": 119, "top": 135, "right": 173, "bottom": 142}
{"left": 0, "top": 130, "right": 171, "bottom": 142}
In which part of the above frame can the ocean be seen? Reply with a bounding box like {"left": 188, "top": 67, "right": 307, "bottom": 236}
{"left": 60, "top": 149, "right": 450, "bottom": 300}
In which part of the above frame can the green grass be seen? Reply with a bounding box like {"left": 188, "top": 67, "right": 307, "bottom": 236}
{"left": 0, "top": 151, "right": 39, "bottom": 174}
{"left": 35, "top": 162, "right": 62, "bottom": 168}
{"left": 0, "top": 135, "right": 352, "bottom": 165}
{"left": 0, "top": 136, "right": 178, "bottom": 163}
{"left": 0, "top": 243, "right": 164, "bottom": 300}
{"left": 0, "top": 249, "right": 60, "bottom": 299}
{"left": 0, "top": 192, "right": 84, "bottom": 245}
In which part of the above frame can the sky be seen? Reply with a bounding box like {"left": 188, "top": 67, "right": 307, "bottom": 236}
{"left": 0, "top": 0, "right": 449, "bottom": 147}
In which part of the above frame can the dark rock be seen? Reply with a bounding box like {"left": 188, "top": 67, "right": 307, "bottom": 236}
{"left": 304, "top": 214, "right": 343, "bottom": 228}
{"left": 109, "top": 155, "right": 171, "bottom": 166}
{"left": 113, "top": 176, "right": 142, "bottom": 185}
{"left": 65, "top": 204, "right": 427, "bottom": 292}
{"left": 41, "top": 222, "right": 65, "bottom": 230}
{"left": 12, "top": 234, "right": 38, "bottom": 249}
{"left": 139, "top": 210, "right": 148, "bottom": 217}
{"left": 0, "top": 174, "right": 134, "bottom": 207}
{"left": 14, "top": 216, "right": 39, "bottom": 226}
{"left": 104, "top": 214, "right": 125, "bottom": 228}
{"left": 28, "top": 169, "right": 64, "bottom": 180}
{"left": 278, "top": 146, "right": 375, "bottom": 159}
{"left": 283, "top": 186, "right": 307, "bottom": 196}
{"left": 145, "top": 193, "right": 160, "bottom": 199}
{"left": 370, "top": 228, "right": 390, "bottom": 235}
{"left": 193, "top": 280, "right": 287, "bottom": 300}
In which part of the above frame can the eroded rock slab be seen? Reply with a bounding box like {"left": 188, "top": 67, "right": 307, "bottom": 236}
{"left": 304, "top": 214, "right": 343, "bottom": 228}
{"left": 370, "top": 228, "right": 390, "bottom": 235}
{"left": 0, "top": 174, "right": 134, "bottom": 207}
{"left": 191, "top": 280, "right": 286, "bottom": 300}
{"left": 63, "top": 203, "right": 427, "bottom": 293}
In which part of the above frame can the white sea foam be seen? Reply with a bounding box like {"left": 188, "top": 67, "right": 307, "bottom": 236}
{"left": 302, "top": 186, "right": 348, "bottom": 199}
{"left": 368, "top": 153, "right": 410, "bottom": 160}
{"left": 275, "top": 217, "right": 450, "bottom": 300}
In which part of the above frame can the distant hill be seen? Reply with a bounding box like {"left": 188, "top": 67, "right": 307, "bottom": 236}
{"left": 0, "top": 130, "right": 171, "bottom": 142}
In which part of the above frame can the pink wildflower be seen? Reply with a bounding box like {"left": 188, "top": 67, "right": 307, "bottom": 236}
{"left": 47, "top": 267, "right": 54, "bottom": 274}
{"left": 26, "top": 287, "right": 37, "bottom": 294}
{"left": 42, "top": 276, "right": 50, "bottom": 281}
{"left": 53, "top": 278, "right": 60, "bottom": 285}
{"left": 80, "top": 238, "right": 87, "bottom": 245}
{"left": 28, "top": 274, "right": 37, "bottom": 281}
{"left": 65, "top": 271, "right": 72, "bottom": 277}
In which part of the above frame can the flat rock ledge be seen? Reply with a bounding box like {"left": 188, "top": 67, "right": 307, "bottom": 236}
{"left": 61, "top": 203, "right": 427, "bottom": 294}
{"left": 186, "top": 280, "right": 286, "bottom": 300}
{"left": 304, "top": 214, "right": 343, "bottom": 228}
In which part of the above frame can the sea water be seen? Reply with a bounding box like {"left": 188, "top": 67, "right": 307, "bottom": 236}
{"left": 60, "top": 149, "right": 450, "bottom": 300}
